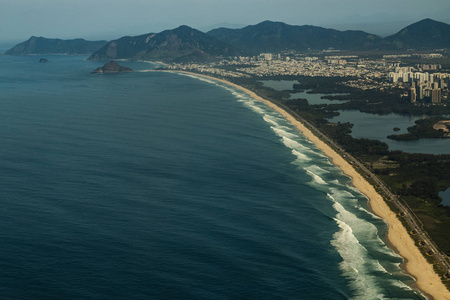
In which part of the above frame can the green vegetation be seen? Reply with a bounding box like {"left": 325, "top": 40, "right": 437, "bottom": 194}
{"left": 388, "top": 117, "right": 449, "bottom": 140}
{"left": 380, "top": 152, "right": 450, "bottom": 255}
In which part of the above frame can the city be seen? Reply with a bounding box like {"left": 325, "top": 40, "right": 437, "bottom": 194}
{"left": 165, "top": 51, "right": 450, "bottom": 104}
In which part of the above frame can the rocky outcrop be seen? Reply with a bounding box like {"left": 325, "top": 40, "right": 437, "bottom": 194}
{"left": 92, "top": 61, "right": 134, "bottom": 74}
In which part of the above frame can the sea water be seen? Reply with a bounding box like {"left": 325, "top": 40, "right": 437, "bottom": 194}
{"left": 0, "top": 55, "right": 425, "bottom": 299}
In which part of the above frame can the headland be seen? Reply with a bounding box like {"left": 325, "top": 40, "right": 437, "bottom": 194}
{"left": 158, "top": 69, "right": 450, "bottom": 300}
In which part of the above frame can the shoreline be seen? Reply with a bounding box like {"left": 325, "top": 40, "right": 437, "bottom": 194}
{"left": 161, "top": 69, "right": 450, "bottom": 300}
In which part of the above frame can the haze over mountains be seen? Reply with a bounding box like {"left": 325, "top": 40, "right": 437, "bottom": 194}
{"left": 88, "top": 25, "right": 240, "bottom": 62}
{"left": 382, "top": 18, "right": 450, "bottom": 49}
{"left": 5, "top": 19, "right": 450, "bottom": 61}
{"left": 207, "top": 21, "right": 381, "bottom": 54}
{"left": 5, "top": 37, "right": 107, "bottom": 55}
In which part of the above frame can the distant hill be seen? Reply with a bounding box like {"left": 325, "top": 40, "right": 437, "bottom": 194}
{"left": 381, "top": 18, "right": 450, "bottom": 49}
{"left": 5, "top": 36, "right": 107, "bottom": 55}
{"left": 207, "top": 21, "right": 381, "bottom": 54}
{"left": 88, "top": 25, "right": 240, "bottom": 62}
{"left": 92, "top": 61, "right": 134, "bottom": 74}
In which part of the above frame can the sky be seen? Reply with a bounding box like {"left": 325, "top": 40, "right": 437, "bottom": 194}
{"left": 2, "top": 0, "right": 450, "bottom": 45}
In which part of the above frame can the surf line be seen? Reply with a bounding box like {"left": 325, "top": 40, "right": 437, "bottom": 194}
{"left": 154, "top": 69, "right": 450, "bottom": 300}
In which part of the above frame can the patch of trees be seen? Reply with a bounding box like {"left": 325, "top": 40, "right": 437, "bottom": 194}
{"left": 388, "top": 117, "right": 448, "bottom": 140}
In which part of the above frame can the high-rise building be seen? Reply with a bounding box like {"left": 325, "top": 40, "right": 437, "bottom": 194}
{"left": 260, "top": 53, "right": 272, "bottom": 61}
{"left": 417, "top": 84, "right": 425, "bottom": 100}
{"left": 410, "top": 88, "right": 416, "bottom": 103}
{"left": 432, "top": 89, "right": 441, "bottom": 104}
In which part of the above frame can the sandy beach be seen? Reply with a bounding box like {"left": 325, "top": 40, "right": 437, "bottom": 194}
{"left": 164, "top": 70, "right": 450, "bottom": 300}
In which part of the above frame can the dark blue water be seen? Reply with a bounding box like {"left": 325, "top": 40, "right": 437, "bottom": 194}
{"left": 0, "top": 56, "right": 424, "bottom": 299}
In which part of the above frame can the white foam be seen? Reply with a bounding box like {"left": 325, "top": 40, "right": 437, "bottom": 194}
{"left": 331, "top": 217, "right": 386, "bottom": 299}
{"left": 271, "top": 126, "right": 297, "bottom": 139}
{"left": 306, "top": 170, "right": 327, "bottom": 185}
{"left": 263, "top": 115, "right": 280, "bottom": 127}
{"left": 304, "top": 164, "right": 329, "bottom": 175}
{"left": 291, "top": 149, "right": 311, "bottom": 162}
{"left": 242, "top": 101, "right": 265, "bottom": 114}
{"left": 281, "top": 136, "right": 309, "bottom": 151}
{"left": 331, "top": 179, "right": 340, "bottom": 185}
{"left": 358, "top": 206, "right": 382, "bottom": 221}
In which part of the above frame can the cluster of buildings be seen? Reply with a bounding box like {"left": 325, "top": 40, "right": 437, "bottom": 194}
{"left": 388, "top": 67, "right": 449, "bottom": 104}
{"left": 410, "top": 82, "right": 445, "bottom": 104}
{"left": 166, "top": 51, "right": 448, "bottom": 105}
{"left": 228, "top": 56, "right": 388, "bottom": 79}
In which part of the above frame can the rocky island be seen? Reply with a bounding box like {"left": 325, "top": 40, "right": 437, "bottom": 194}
{"left": 92, "top": 61, "right": 134, "bottom": 74}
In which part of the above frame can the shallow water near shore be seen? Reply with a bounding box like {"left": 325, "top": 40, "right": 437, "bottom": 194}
{"left": 0, "top": 56, "right": 425, "bottom": 299}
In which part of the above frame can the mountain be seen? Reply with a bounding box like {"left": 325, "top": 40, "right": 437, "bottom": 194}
{"left": 381, "top": 18, "right": 450, "bottom": 49}
{"left": 88, "top": 25, "right": 240, "bottom": 62}
{"left": 8, "top": 19, "right": 450, "bottom": 61}
{"left": 207, "top": 21, "right": 381, "bottom": 54}
{"left": 5, "top": 37, "right": 107, "bottom": 55}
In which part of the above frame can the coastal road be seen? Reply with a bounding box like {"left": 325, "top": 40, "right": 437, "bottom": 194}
{"left": 266, "top": 97, "right": 450, "bottom": 277}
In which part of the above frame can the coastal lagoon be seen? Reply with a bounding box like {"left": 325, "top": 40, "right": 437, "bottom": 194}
{"left": 290, "top": 90, "right": 349, "bottom": 105}
{"left": 263, "top": 80, "right": 450, "bottom": 155}
{"left": 0, "top": 57, "right": 424, "bottom": 299}
{"left": 329, "top": 111, "right": 450, "bottom": 155}
{"left": 260, "top": 79, "right": 299, "bottom": 91}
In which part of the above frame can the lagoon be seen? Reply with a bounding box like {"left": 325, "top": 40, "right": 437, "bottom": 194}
{"left": 262, "top": 80, "right": 450, "bottom": 154}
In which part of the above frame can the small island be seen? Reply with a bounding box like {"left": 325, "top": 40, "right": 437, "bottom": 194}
{"left": 92, "top": 61, "right": 133, "bottom": 74}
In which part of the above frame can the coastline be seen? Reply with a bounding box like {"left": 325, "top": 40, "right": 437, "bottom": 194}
{"left": 161, "top": 70, "right": 450, "bottom": 300}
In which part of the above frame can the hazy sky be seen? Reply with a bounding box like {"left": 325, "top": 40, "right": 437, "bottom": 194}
{"left": 2, "top": 0, "right": 450, "bottom": 43}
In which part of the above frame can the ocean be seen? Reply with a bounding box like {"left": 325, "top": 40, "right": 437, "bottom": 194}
{"left": 0, "top": 55, "right": 425, "bottom": 299}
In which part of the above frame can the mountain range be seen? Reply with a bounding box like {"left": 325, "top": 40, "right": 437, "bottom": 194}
{"left": 5, "top": 19, "right": 450, "bottom": 61}
{"left": 207, "top": 21, "right": 381, "bottom": 54}
{"left": 88, "top": 25, "right": 240, "bottom": 62}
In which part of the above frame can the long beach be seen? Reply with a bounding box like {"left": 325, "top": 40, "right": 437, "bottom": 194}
{"left": 164, "top": 70, "right": 450, "bottom": 300}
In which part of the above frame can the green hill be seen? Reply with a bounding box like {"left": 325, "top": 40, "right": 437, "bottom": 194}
{"left": 207, "top": 20, "right": 381, "bottom": 54}
{"left": 88, "top": 25, "right": 240, "bottom": 62}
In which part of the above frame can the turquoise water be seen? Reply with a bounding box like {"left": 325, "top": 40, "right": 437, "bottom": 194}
{"left": 0, "top": 56, "right": 424, "bottom": 299}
